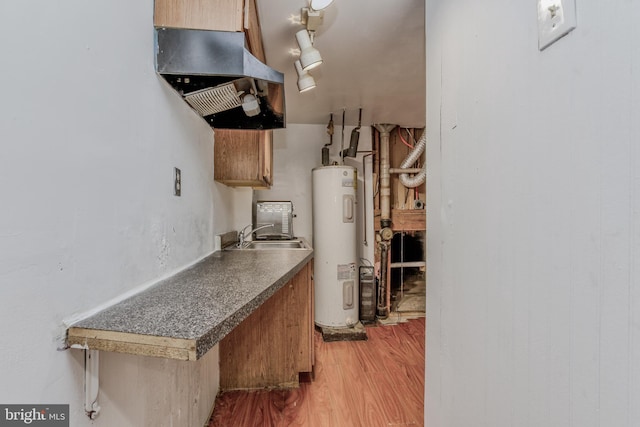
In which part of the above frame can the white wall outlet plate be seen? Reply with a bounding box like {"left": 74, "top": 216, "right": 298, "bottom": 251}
{"left": 537, "top": 0, "right": 577, "bottom": 51}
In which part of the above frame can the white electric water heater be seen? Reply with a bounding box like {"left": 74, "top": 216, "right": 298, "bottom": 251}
{"left": 312, "top": 165, "right": 358, "bottom": 328}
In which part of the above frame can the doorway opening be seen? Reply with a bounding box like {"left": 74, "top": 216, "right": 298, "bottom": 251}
{"left": 390, "top": 231, "right": 426, "bottom": 313}
{"left": 371, "top": 126, "right": 426, "bottom": 321}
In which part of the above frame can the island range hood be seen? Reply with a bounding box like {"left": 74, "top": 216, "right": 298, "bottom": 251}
{"left": 155, "top": 28, "right": 285, "bottom": 130}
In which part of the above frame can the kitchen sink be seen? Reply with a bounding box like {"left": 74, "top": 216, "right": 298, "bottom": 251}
{"left": 225, "top": 239, "right": 310, "bottom": 250}
{"left": 245, "top": 241, "right": 306, "bottom": 249}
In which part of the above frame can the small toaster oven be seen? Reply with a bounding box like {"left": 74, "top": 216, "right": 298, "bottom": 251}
{"left": 255, "top": 201, "right": 294, "bottom": 240}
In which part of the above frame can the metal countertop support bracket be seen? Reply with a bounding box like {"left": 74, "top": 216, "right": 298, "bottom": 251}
{"left": 84, "top": 349, "right": 101, "bottom": 420}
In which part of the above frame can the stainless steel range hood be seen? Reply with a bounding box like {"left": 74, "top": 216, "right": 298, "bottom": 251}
{"left": 155, "top": 28, "right": 285, "bottom": 130}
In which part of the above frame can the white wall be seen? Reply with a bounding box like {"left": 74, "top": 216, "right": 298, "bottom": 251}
{"left": 255, "top": 124, "right": 375, "bottom": 263}
{"left": 426, "top": 1, "right": 640, "bottom": 426}
{"left": 0, "top": 1, "right": 250, "bottom": 425}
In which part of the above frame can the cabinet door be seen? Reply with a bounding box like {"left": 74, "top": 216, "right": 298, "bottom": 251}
{"left": 154, "top": 0, "right": 244, "bottom": 31}
{"left": 259, "top": 130, "right": 273, "bottom": 188}
{"left": 214, "top": 129, "right": 272, "bottom": 188}
{"left": 243, "top": 0, "right": 266, "bottom": 62}
{"left": 294, "top": 261, "right": 314, "bottom": 373}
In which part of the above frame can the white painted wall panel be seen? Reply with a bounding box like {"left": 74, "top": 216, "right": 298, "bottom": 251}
{"left": 0, "top": 0, "right": 248, "bottom": 425}
{"left": 426, "top": 0, "right": 640, "bottom": 426}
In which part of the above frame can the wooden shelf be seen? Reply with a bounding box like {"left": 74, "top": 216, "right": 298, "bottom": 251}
{"left": 374, "top": 209, "right": 426, "bottom": 231}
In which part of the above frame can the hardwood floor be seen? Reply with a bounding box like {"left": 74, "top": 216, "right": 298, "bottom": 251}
{"left": 209, "top": 317, "right": 425, "bottom": 427}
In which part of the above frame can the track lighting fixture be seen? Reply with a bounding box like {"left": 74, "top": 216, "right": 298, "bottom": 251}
{"left": 295, "top": 60, "right": 316, "bottom": 92}
{"left": 293, "top": 0, "right": 334, "bottom": 92}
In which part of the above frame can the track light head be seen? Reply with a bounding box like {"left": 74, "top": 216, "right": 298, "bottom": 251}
{"left": 295, "top": 60, "right": 316, "bottom": 92}
{"left": 295, "top": 29, "right": 323, "bottom": 71}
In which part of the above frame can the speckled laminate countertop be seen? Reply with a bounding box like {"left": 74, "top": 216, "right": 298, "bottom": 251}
{"left": 67, "top": 248, "right": 313, "bottom": 360}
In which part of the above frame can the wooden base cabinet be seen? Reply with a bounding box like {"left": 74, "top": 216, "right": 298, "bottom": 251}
{"left": 214, "top": 129, "right": 273, "bottom": 189}
{"left": 220, "top": 261, "right": 314, "bottom": 390}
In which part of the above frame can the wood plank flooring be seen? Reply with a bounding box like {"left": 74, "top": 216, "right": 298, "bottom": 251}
{"left": 208, "top": 317, "right": 425, "bottom": 427}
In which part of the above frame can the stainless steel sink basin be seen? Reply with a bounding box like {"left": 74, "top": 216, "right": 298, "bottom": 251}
{"left": 245, "top": 241, "right": 306, "bottom": 249}
{"left": 225, "top": 239, "right": 310, "bottom": 250}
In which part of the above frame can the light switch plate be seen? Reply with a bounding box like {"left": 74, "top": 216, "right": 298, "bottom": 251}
{"left": 537, "top": 0, "right": 577, "bottom": 51}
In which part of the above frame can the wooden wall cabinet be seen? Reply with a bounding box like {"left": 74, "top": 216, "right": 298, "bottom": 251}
{"left": 154, "top": 0, "right": 265, "bottom": 62}
{"left": 214, "top": 129, "right": 272, "bottom": 188}
{"left": 220, "top": 261, "right": 314, "bottom": 390}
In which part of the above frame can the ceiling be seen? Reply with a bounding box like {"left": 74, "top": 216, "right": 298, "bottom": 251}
{"left": 256, "top": 0, "right": 426, "bottom": 128}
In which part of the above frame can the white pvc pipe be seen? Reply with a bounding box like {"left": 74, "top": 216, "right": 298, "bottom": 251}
{"left": 390, "top": 168, "right": 422, "bottom": 174}
{"left": 373, "top": 124, "right": 396, "bottom": 227}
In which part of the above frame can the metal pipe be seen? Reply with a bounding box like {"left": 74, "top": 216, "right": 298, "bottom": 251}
{"left": 377, "top": 242, "right": 389, "bottom": 318}
{"left": 84, "top": 350, "right": 101, "bottom": 419}
{"left": 321, "top": 113, "right": 334, "bottom": 166}
{"left": 373, "top": 124, "right": 396, "bottom": 228}
{"left": 345, "top": 108, "right": 362, "bottom": 157}
{"left": 340, "top": 109, "right": 345, "bottom": 164}
{"left": 362, "top": 152, "right": 373, "bottom": 246}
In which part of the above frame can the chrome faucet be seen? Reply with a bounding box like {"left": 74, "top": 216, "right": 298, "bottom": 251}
{"left": 237, "top": 223, "right": 274, "bottom": 248}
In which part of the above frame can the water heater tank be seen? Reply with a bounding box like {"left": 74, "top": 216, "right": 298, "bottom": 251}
{"left": 312, "top": 165, "right": 358, "bottom": 327}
